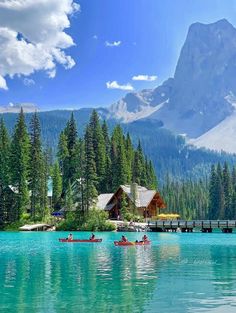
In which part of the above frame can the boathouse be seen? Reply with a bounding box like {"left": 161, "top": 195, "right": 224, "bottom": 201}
{"left": 97, "top": 183, "right": 166, "bottom": 219}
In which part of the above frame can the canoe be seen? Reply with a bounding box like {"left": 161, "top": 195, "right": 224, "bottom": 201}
{"left": 59, "top": 238, "right": 102, "bottom": 243}
{"left": 114, "top": 240, "right": 151, "bottom": 246}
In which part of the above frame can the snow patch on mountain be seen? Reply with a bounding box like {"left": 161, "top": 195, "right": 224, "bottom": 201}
{"left": 108, "top": 99, "right": 168, "bottom": 123}
{"left": 189, "top": 106, "right": 236, "bottom": 154}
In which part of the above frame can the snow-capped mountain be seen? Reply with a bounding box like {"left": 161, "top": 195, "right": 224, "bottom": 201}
{"left": 107, "top": 78, "right": 173, "bottom": 123}
{"left": 108, "top": 19, "right": 236, "bottom": 153}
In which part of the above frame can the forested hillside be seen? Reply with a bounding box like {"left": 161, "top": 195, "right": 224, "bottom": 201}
{"left": 0, "top": 109, "right": 156, "bottom": 227}
{"left": 161, "top": 162, "right": 236, "bottom": 220}
{"left": 1, "top": 110, "right": 235, "bottom": 184}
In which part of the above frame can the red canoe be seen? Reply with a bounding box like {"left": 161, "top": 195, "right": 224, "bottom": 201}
{"left": 59, "top": 238, "right": 102, "bottom": 243}
{"left": 114, "top": 241, "right": 151, "bottom": 246}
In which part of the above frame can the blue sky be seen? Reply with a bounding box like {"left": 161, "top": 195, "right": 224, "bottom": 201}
{"left": 1, "top": 0, "right": 236, "bottom": 110}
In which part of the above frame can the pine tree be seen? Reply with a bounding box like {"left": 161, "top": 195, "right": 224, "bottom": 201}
{"left": 65, "top": 113, "right": 78, "bottom": 191}
{"left": 40, "top": 151, "right": 49, "bottom": 218}
{"left": 52, "top": 161, "right": 62, "bottom": 208}
{"left": 10, "top": 108, "right": 30, "bottom": 219}
{"left": 222, "top": 162, "right": 232, "bottom": 219}
{"left": 57, "top": 131, "right": 69, "bottom": 192}
{"left": 65, "top": 181, "right": 74, "bottom": 211}
{"left": 216, "top": 163, "right": 225, "bottom": 219}
{"left": 125, "top": 133, "right": 133, "bottom": 183}
{"left": 111, "top": 126, "right": 128, "bottom": 189}
{"left": 137, "top": 140, "right": 147, "bottom": 186}
{"left": 209, "top": 165, "right": 217, "bottom": 219}
{"left": 132, "top": 150, "right": 142, "bottom": 185}
{"left": 84, "top": 125, "right": 98, "bottom": 210}
{"left": 29, "top": 112, "right": 44, "bottom": 219}
{"left": 89, "top": 111, "right": 106, "bottom": 193}
{"left": 0, "top": 118, "right": 10, "bottom": 224}
{"left": 147, "top": 160, "right": 158, "bottom": 189}
{"left": 102, "top": 121, "right": 112, "bottom": 192}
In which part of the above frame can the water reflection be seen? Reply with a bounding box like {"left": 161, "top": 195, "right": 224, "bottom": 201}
{"left": 2, "top": 232, "right": 236, "bottom": 312}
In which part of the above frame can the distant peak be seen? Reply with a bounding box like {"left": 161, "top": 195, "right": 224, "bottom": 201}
{"left": 189, "top": 19, "right": 234, "bottom": 33}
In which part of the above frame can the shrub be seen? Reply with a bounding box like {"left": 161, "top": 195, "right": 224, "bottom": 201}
{"left": 80, "top": 208, "right": 116, "bottom": 231}
{"left": 123, "top": 212, "right": 144, "bottom": 222}
{"left": 56, "top": 212, "right": 78, "bottom": 231}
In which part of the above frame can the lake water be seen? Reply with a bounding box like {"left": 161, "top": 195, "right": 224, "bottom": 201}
{"left": 1, "top": 231, "right": 236, "bottom": 313}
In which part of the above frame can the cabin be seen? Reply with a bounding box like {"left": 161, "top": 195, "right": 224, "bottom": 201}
{"left": 97, "top": 183, "right": 166, "bottom": 220}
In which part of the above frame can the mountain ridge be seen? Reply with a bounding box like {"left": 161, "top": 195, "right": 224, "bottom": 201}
{"left": 107, "top": 19, "right": 236, "bottom": 148}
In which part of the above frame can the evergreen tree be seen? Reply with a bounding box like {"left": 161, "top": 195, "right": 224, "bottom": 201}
{"left": 137, "top": 140, "right": 147, "bottom": 186}
{"left": 65, "top": 181, "right": 74, "bottom": 211}
{"left": 216, "top": 163, "right": 225, "bottom": 219}
{"left": 147, "top": 160, "right": 158, "bottom": 189}
{"left": 84, "top": 125, "right": 98, "bottom": 210}
{"left": 125, "top": 133, "right": 133, "bottom": 183}
{"left": 52, "top": 161, "right": 62, "bottom": 208}
{"left": 65, "top": 113, "right": 78, "bottom": 191}
{"left": 40, "top": 151, "right": 49, "bottom": 217}
{"left": 57, "top": 131, "right": 69, "bottom": 192}
{"left": 0, "top": 118, "right": 10, "bottom": 224}
{"left": 10, "top": 108, "right": 30, "bottom": 219}
{"left": 89, "top": 110, "right": 106, "bottom": 193}
{"left": 102, "top": 121, "right": 112, "bottom": 192}
{"left": 29, "top": 112, "right": 44, "bottom": 219}
{"left": 222, "top": 162, "right": 232, "bottom": 219}
{"left": 111, "top": 126, "right": 128, "bottom": 189}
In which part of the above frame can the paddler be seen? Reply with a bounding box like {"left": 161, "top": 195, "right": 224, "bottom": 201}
{"left": 90, "top": 233, "right": 95, "bottom": 240}
{"left": 68, "top": 233, "right": 73, "bottom": 241}
{"left": 121, "top": 235, "right": 128, "bottom": 242}
{"left": 142, "top": 234, "right": 148, "bottom": 242}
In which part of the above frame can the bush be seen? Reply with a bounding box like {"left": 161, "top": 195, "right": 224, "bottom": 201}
{"left": 80, "top": 208, "right": 116, "bottom": 231}
{"left": 20, "top": 212, "right": 31, "bottom": 222}
{"left": 56, "top": 212, "right": 78, "bottom": 231}
{"left": 123, "top": 212, "right": 144, "bottom": 222}
{"left": 56, "top": 209, "right": 116, "bottom": 231}
{"left": 4, "top": 221, "right": 25, "bottom": 231}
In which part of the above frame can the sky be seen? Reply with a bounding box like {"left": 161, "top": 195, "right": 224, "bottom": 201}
{"left": 1, "top": 0, "right": 236, "bottom": 110}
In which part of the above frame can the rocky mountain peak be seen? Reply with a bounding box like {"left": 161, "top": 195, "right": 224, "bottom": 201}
{"left": 108, "top": 19, "right": 236, "bottom": 140}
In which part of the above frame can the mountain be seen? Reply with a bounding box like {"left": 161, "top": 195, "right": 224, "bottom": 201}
{"left": 107, "top": 19, "right": 236, "bottom": 151}
{"left": 1, "top": 109, "right": 235, "bottom": 184}
{"left": 107, "top": 78, "right": 173, "bottom": 123}
{"left": 2, "top": 19, "right": 236, "bottom": 180}
{"left": 189, "top": 93, "right": 236, "bottom": 153}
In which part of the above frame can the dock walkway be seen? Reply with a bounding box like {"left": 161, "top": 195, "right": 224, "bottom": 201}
{"left": 148, "top": 220, "right": 236, "bottom": 233}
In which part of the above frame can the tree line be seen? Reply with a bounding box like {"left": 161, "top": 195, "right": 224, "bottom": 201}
{"left": 56, "top": 110, "right": 157, "bottom": 215}
{"left": 0, "top": 109, "right": 157, "bottom": 226}
{"left": 161, "top": 162, "right": 236, "bottom": 220}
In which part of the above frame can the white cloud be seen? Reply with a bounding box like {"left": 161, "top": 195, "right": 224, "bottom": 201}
{"left": 23, "top": 78, "right": 35, "bottom": 86}
{"left": 106, "top": 81, "right": 134, "bottom": 91}
{"left": 0, "top": 0, "right": 79, "bottom": 90}
{"left": 93, "top": 35, "right": 98, "bottom": 40}
{"left": 132, "top": 74, "right": 157, "bottom": 81}
{"left": 0, "top": 75, "right": 8, "bottom": 90}
{"left": 105, "top": 40, "right": 121, "bottom": 47}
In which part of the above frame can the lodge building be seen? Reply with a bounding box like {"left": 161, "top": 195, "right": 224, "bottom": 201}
{"left": 97, "top": 183, "right": 166, "bottom": 220}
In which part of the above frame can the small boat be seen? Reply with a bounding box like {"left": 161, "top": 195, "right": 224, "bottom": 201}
{"left": 59, "top": 238, "right": 102, "bottom": 243}
{"left": 114, "top": 240, "right": 151, "bottom": 246}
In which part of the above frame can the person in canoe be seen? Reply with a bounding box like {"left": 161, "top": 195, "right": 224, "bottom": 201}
{"left": 67, "top": 233, "right": 73, "bottom": 241}
{"left": 89, "top": 233, "right": 95, "bottom": 240}
{"left": 142, "top": 234, "right": 148, "bottom": 242}
{"left": 121, "top": 235, "right": 128, "bottom": 242}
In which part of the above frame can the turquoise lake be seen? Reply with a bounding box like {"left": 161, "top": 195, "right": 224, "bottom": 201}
{"left": 1, "top": 231, "right": 236, "bottom": 313}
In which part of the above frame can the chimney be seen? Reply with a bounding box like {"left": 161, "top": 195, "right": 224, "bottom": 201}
{"left": 131, "top": 182, "right": 139, "bottom": 206}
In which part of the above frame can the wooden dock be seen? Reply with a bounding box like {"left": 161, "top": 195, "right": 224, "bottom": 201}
{"left": 148, "top": 220, "right": 236, "bottom": 233}
{"left": 19, "top": 223, "right": 52, "bottom": 231}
